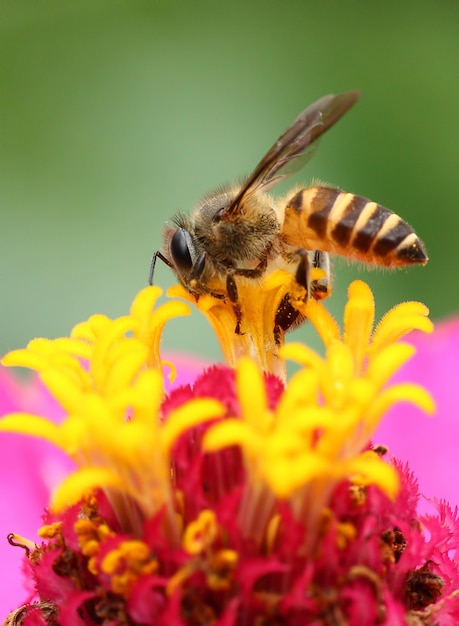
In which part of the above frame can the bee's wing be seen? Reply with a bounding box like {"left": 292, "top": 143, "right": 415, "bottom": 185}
{"left": 224, "top": 90, "right": 360, "bottom": 217}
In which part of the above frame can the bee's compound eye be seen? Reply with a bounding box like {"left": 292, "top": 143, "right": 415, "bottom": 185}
{"left": 170, "top": 228, "right": 193, "bottom": 272}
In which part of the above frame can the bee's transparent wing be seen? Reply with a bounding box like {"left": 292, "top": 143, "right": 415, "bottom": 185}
{"left": 224, "top": 90, "right": 360, "bottom": 217}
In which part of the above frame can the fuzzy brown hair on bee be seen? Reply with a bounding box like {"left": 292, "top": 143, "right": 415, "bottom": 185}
{"left": 149, "top": 91, "right": 427, "bottom": 333}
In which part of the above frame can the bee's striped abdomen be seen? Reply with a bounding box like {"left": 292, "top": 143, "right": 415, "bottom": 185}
{"left": 282, "top": 186, "right": 428, "bottom": 267}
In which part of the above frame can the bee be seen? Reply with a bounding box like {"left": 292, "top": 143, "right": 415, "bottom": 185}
{"left": 150, "top": 91, "right": 427, "bottom": 335}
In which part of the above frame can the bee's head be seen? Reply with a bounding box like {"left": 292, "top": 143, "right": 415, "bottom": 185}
{"left": 160, "top": 216, "right": 206, "bottom": 292}
{"left": 149, "top": 220, "right": 199, "bottom": 288}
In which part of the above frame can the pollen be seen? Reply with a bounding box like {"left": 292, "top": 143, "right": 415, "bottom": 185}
{"left": 168, "top": 511, "right": 239, "bottom": 595}
{"left": 38, "top": 522, "right": 62, "bottom": 540}
{"left": 75, "top": 518, "right": 115, "bottom": 554}
{"left": 100, "top": 539, "right": 158, "bottom": 597}
{"left": 336, "top": 520, "right": 357, "bottom": 549}
{"left": 183, "top": 509, "right": 218, "bottom": 555}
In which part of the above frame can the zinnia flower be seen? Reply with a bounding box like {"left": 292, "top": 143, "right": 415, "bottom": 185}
{"left": 1, "top": 274, "right": 458, "bottom": 625}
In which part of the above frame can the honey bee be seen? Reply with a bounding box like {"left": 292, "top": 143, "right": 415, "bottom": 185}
{"left": 150, "top": 91, "right": 427, "bottom": 335}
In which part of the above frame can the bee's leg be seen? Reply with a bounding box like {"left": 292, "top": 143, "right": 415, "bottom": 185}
{"left": 225, "top": 257, "right": 271, "bottom": 334}
{"left": 189, "top": 252, "right": 207, "bottom": 282}
{"left": 294, "top": 249, "right": 310, "bottom": 295}
{"left": 293, "top": 249, "right": 331, "bottom": 301}
{"left": 148, "top": 251, "right": 173, "bottom": 285}
{"left": 231, "top": 254, "right": 268, "bottom": 280}
{"left": 209, "top": 291, "right": 226, "bottom": 300}
{"left": 189, "top": 252, "right": 214, "bottom": 295}
{"left": 310, "top": 250, "right": 331, "bottom": 301}
{"left": 226, "top": 273, "right": 243, "bottom": 335}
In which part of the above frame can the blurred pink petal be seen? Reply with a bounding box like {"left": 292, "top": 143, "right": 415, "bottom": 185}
{"left": 0, "top": 368, "right": 71, "bottom": 612}
{"left": 375, "top": 317, "right": 459, "bottom": 507}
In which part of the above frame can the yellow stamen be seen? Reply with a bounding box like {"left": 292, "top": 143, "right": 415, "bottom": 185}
{"left": 206, "top": 550, "right": 238, "bottom": 590}
{"left": 38, "top": 523, "right": 62, "bottom": 540}
{"left": 100, "top": 539, "right": 158, "bottom": 597}
{"left": 183, "top": 510, "right": 218, "bottom": 555}
{"left": 336, "top": 521, "right": 357, "bottom": 549}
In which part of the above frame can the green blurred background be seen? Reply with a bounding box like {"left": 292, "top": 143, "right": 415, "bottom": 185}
{"left": 1, "top": 0, "right": 458, "bottom": 362}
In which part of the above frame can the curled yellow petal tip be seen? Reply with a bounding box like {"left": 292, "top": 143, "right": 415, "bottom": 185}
{"left": 0, "top": 413, "right": 62, "bottom": 447}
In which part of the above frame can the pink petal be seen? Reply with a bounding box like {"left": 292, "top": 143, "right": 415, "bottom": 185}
{"left": 374, "top": 318, "right": 459, "bottom": 508}
{"left": 0, "top": 368, "right": 71, "bottom": 613}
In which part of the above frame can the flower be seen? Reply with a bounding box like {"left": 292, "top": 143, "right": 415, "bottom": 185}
{"left": 1, "top": 276, "right": 458, "bottom": 625}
